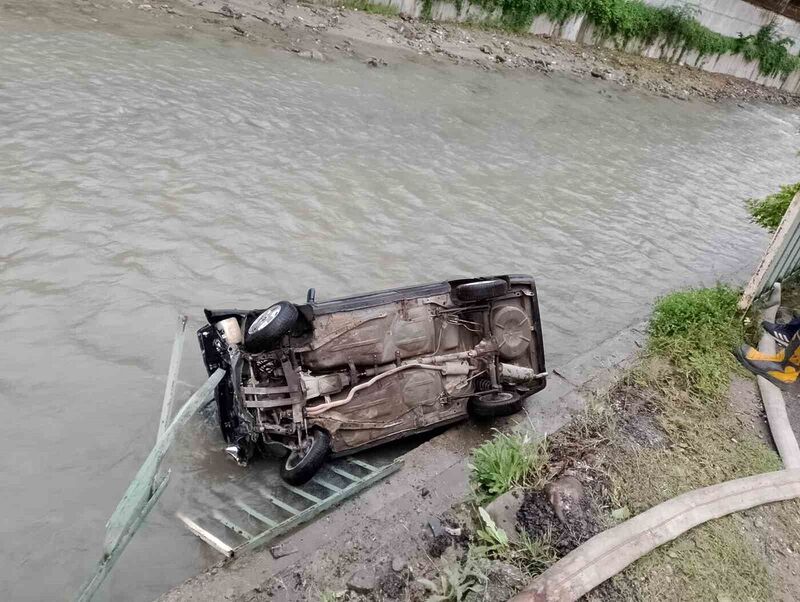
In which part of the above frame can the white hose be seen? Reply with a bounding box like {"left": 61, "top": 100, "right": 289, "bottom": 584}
{"left": 755, "top": 283, "right": 800, "bottom": 468}
{"left": 509, "top": 470, "right": 800, "bottom": 602}
{"left": 509, "top": 282, "right": 800, "bottom": 602}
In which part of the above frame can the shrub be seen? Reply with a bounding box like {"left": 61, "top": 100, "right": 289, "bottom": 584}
{"left": 470, "top": 430, "right": 548, "bottom": 502}
{"left": 746, "top": 182, "right": 800, "bottom": 232}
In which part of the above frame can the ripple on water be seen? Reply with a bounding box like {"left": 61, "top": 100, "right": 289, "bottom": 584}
{"left": 0, "top": 31, "right": 797, "bottom": 602}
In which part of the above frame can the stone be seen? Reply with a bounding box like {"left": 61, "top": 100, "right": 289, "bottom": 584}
{"left": 479, "top": 45, "right": 493, "bottom": 54}
{"left": 484, "top": 561, "right": 527, "bottom": 601}
{"left": 545, "top": 475, "right": 586, "bottom": 524}
{"left": 298, "top": 50, "right": 325, "bottom": 61}
{"left": 348, "top": 567, "right": 377, "bottom": 593}
{"left": 485, "top": 488, "right": 524, "bottom": 544}
{"left": 391, "top": 555, "right": 407, "bottom": 572}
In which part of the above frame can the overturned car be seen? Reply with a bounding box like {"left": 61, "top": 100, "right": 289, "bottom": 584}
{"left": 198, "top": 275, "right": 547, "bottom": 484}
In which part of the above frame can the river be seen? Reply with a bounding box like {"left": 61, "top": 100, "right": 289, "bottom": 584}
{"left": 1, "top": 28, "right": 798, "bottom": 601}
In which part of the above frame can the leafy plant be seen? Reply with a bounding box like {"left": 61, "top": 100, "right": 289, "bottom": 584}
{"left": 474, "top": 506, "right": 511, "bottom": 554}
{"left": 474, "top": 507, "right": 558, "bottom": 576}
{"left": 746, "top": 182, "right": 800, "bottom": 232}
{"left": 418, "top": 551, "right": 489, "bottom": 601}
{"left": 470, "top": 430, "right": 548, "bottom": 502}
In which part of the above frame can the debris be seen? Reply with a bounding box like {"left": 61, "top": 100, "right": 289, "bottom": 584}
{"left": 479, "top": 44, "right": 492, "bottom": 55}
{"left": 428, "top": 517, "right": 443, "bottom": 537}
{"left": 269, "top": 544, "right": 299, "bottom": 559}
{"left": 443, "top": 526, "right": 462, "bottom": 537}
{"left": 365, "top": 56, "right": 386, "bottom": 67}
{"left": 347, "top": 567, "right": 377, "bottom": 593}
{"left": 297, "top": 49, "right": 326, "bottom": 61}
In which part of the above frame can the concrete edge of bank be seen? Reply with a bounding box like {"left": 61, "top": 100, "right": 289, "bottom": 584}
{"left": 157, "top": 321, "right": 648, "bottom": 601}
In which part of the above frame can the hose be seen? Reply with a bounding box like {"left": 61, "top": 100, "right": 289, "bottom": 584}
{"left": 509, "top": 282, "right": 800, "bottom": 602}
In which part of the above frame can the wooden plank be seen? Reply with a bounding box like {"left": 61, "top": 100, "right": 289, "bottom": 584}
{"left": 239, "top": 460, "right": 403, "bottom": 555}
{"left": 158, "top": 315, "right": 187, "bottom": 439}
{"left": 260, "top": 489, "right": 303, "bottom": 516}
{"left": 328, "top": 466, "right": 361, "bottom": 482}
{"left": 236, "top": 501, "right": 278, "bottom": 528}
{"left": 282, "top": 484, "right": 323, "bottom": 504}
{"left": 177, "top": 513, "right": 234, "bottom": 557}
{"left": 213, "top": 511, "right": 254, "bottom": 540}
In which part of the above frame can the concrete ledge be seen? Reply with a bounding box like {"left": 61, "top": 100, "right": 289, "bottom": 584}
{"left": 157, "top": 320, "right": 647, "bottom": 601}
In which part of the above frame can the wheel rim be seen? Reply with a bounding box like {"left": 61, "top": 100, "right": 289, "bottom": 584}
{"left": 249, "top": 305, "right": 281, "bottom": 335}
{"left": 285, "top": 435, "right": 314, "bottom": 470}
{"left": 486, "top": 391, "right": 515, "bottom": 403}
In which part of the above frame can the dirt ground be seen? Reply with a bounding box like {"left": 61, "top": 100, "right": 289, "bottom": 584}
{"left": 4, "top": 0, "right": 799, "bottom": 107}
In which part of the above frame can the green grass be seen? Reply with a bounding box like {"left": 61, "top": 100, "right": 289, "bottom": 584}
{"left": 469, "top": 430, "right": 548, "bottom": 502}
{"left": 647, "top": 285, "right": 743, "bottom": 399}
{"left": 427, "top": 0, "right": 800, "bottom": 77}
{"left": 342, "top": 0, "right": 400, "bottom": 16}
{"left": 746, "top": 182, "right": 800, "bottom": 231}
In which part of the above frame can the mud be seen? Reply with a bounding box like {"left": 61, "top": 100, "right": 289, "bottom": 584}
{"left": 517, "top": 486, "right": 602, "bottom": 556}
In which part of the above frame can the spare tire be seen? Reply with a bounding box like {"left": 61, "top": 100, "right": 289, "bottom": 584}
{"left": 453, "top": 279, "right": 508, "bottom": 302}
{"left": 468, "top": 390, "right": 523, "bottom": 419}
{"left": 244, "top": 301, "right": 298, "bottom": 353}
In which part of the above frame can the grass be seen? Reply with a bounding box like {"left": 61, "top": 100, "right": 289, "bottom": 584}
{"left": 421, "top": 0, "right": 800, "bottom": 77}
{"left": 469, "top": 430, "right": 548, "bottom": 502}
{"left": 598, "top": 286, "right": 786, "bottom": 600}
{"left": 647, "top": 285, "right": 744, "bottom": 399}
{"left": 746, "top": 182, "right": 800, "bottom": 231}
{"left": 341, "top": 0, "right": 400, "bottom": 16}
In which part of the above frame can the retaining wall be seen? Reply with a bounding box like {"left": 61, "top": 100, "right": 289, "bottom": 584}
{"left": 378, "top": 0, "right": 800, "bottom": 92}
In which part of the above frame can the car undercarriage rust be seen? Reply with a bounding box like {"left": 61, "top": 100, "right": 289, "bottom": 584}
{"left": 198, "top": 274, "right": 547, "bottom": 484}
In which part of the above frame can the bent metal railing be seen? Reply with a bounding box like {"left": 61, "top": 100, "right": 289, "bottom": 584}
{"left": 740, "top": 192, "right": 800, "bottom": 310}
{"left": 75, "top": 316, "right": 225, "bottom": 602}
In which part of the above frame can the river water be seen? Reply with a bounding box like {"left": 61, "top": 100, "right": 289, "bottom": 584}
{"left": 1, "top": 27, "right": 798, "bottom": 601}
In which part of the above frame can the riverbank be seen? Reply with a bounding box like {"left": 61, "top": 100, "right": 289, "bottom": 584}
{"left": 158, "top": 323, "right": 647, "bottom": 601}
{"left": 187, "top": 286, "right": 800, "bottom": 602}
{"left": 4, "top": 0, "right": 799, "bottom": 106}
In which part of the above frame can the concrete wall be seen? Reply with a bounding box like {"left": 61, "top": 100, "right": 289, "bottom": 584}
{"left": 378, "top": 0, "right": 800, "bottom": 92}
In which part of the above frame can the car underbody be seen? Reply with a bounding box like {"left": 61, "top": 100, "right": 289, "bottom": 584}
{"left": 198, "top": 275, "right": 546, "bottom": 484}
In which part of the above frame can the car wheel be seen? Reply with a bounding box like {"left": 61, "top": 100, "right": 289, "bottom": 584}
{"left": 244, "top": 301, "right": 298, "bottom": 353}
{"left": 453, "top": 279, "right": 509, "bottom": 302}
{"left": 468, "top": 390, "right": 523, "bottom": 419}
{"left": 280, "top": 429, "right": 331, "bottom": 485}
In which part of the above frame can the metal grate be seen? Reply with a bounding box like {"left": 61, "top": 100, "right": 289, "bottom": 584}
{"left": 178, "top": 458, "right": 402, "bottom": 557}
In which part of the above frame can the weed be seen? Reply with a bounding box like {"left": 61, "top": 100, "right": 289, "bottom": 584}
{"left": 647, "top": 285, "right": 743, "bottom": 399}
{"left": 425, "top": 0, "right": 800, "bottom": 76}
{"left": 418, "top": 550, "right": 489, "bottom": 601}
{"left": 318, "top": 591, "right": 338, "bottom": 602}
{"left": 341, "top": 0, "right": 400, "bottom": 15}
{"left": 746, "top": 182, "right": 800, "bottom": 231}
{"left": 470, "top": 430, "right": 548, "bottom": 502}
{"left": 513, "top": 530, "right": 558, "bottom": 575}
{"left": 474, "top": 507, "right": 557, "bottom": 576}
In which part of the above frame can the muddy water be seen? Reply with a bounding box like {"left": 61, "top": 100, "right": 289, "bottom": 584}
{"left": 1, "top": 28, "right": 798, "bottom": 601}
